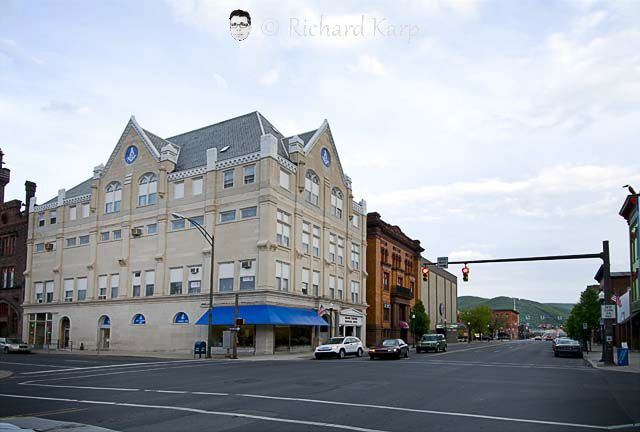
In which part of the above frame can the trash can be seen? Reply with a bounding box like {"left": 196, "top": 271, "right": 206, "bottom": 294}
{"left": 616, "top": 346, "right": 629, "bottom": 366}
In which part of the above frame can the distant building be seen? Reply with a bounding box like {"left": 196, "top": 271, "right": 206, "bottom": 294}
{"left": 0, "top": 149, "right": 36, "bottom": 339}
{"left": 491, "top": 309, "right": 519, "bottom": 339}
{"left": 619, "top": 191, "right": 639, "bottom": 349}
{"left": 420, "top": 258, "right": 457, "bottom": 338}
{"left": 594, "top": 270, "right": 632, "bottom": 348}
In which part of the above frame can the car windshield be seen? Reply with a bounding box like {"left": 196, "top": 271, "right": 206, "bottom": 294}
{"left": 382, "top": 340, "right": 398, "bottom": 347}
{"left": 326, "top": 338, "right": 345, "bottom": 345}
{"left": 557, "top": 339, "right": 576, "bottom": 345}
{"left": 6, "top": 338, "right": 21, "bottom": 344}
{"left": 422, "top": 335, "right": 438, "bottom": 341}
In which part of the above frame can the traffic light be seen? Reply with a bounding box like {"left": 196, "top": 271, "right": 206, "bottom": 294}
{"left": 462, "top": 265, "right": 470, "bottom": 282}
{"left": 421, "top": 266, "right": 429, "bottom": 282}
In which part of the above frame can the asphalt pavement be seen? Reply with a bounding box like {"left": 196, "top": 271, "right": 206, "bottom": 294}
{"left": 0, "top": 340, "right": 639, "bottom": 431}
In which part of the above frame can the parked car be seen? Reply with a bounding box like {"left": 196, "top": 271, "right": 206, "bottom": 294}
{"left": 369, "top": 339, "right": 409, "bottom": 360}
{"left": 0, "top": 337, "right": 31, "bottom": 354}
{"left": 314, "top": 336, "right": 364, "bottom": 359}
{"left": 553, "top": 338, "right": 583, "bottom": 358}
{"left": 416, "top": 334, "right": 447, "bottom": 353}
{"left": 552, "top": 337, "right": 571, "bottom": 350}
{"left": 534, "top": 335, "right": 542, "bottom": 341}
{"left": 543, "top": 334, "right": 554, "bottom": 341}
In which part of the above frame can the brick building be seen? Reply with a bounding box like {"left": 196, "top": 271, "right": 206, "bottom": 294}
{"left": 619, "top": 191, "right": 639, "bottom": 349}
{"left": 0, "top": 150, "right": 36, "bottom": 339}
{"left": 365, "top": 212, "right": 423, "bottom": 346}
{"left": 492, "top": 309, "right": 520, "bottom": 339}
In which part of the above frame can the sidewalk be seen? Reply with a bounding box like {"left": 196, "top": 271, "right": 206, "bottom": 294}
{"left": 583, "top": 345, "right": 640, "bottom": 373}
{"left": 31, "top": 348, "right": 312, "bottom": 361}
{"left": 1, "top": 417, "right": 117, "bottom": 432}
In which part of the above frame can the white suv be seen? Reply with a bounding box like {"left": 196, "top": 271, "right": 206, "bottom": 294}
{"left": 315, "top": 336, "right": 364, "bottom": 359}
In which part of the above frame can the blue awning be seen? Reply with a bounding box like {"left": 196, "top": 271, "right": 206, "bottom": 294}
{"left": 196, "top": 305, "right": 328, "bottom": 326}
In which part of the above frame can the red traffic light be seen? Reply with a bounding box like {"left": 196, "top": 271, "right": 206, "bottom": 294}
{"left": 462, "top": 266, "right": 470, "bottom": 274}
{"left": 462, "top": 265, "right": 470, "bottom": 282}
{"left": 421, "top": 266, "right": 429, "bottom": 282}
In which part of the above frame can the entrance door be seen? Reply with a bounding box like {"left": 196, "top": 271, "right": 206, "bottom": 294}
{"left": 60, "top": 317, "right": 70, "bottom": 348}
{"left": 98, "top": 315, "right": 111, "bottom": 350}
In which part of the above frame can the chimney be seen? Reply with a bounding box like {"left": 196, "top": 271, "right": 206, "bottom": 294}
{"left": 0, "top": 149, "right": 10, "bottom": 205}
{"left": 25, "top": 181, "right": 36, "bottom": 214}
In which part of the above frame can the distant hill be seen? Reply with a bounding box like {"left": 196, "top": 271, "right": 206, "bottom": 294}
{"left": 458, "top": 296, "right": 574, "bottom": 329}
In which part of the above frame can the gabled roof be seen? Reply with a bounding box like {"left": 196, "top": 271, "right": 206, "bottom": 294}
{"left": 43, "top": 177, "right": 93, "bottom": 205}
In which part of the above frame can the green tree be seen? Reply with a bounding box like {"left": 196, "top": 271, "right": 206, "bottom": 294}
{"left": 489, "top": 314, "right": 509, "bottom": 338}
{"left": 565, "top": 286, "right": 600, "bottom": 340}
{"left": 460, "top": 305, "right": 492, "bottom": 338}
{"left": 411, "top": 300, "right": 430, "bottom": 338}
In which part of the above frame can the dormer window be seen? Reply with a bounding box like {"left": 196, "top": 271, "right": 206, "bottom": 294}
{"left": 304, "top": 170, "right": 320, "bottom": 205}
{"left": 331, "top": 188, "right": 343, "bottom": 219}
{"left": 105, "top": 182, "right": 122, "bottom": 214}
{"left": 138, "top": 173, "right": 158, "bottom": 207}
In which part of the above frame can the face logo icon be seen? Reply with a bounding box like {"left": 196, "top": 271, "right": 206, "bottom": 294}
{"left": 124, "top": 145, "right": 138, "bottom": 164}
{"left": 229, "top": 10, "right": 251, "bottom": 41}
{"left": 321, "top": 148, "right": 331, "bottom": 167}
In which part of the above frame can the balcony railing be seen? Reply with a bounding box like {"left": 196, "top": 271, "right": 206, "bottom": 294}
{"left": 392, "top": 285, "right": 413, "bottom": 299}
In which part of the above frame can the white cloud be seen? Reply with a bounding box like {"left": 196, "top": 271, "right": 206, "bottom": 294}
{"left": 448, "top": 250, "right": 493, "bottom": 261}
{"left": 40, "top": 101, "right": 90, "bottom": 114}
{"left": 259, "top": 67, "right": 280, "bottom": 86}
{"left": 347, "top": 54, "right": 386, "bottom": 76}
{"left": 212, "top": 73, "right": 228, "bottom": 88}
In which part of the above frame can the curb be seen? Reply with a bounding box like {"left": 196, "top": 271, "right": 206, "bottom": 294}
{"left": 0, "top": 370, "right": 12, "bottom": 380}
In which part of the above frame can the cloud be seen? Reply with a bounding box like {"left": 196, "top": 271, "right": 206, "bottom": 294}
{"left": 448, "top": 250, "right": 493, "bottom": 261}
{"left": 259, "top": 67, "right": 280, "bottom": 86}
{"left": 212, "top": 73, "right": 228, "bottom": 88}
{"left": 40, "top": 101, "right": 90, "bottom": 114}
{"left": 347, "top": 54, "right": 386, "bottom": 76}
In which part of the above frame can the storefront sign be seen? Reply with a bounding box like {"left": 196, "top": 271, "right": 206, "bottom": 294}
{"left": 339, "top": 315, "right": 363, "bottom": 326}
{"left": 601, "top": 305, "right": 615, "bottom": 319}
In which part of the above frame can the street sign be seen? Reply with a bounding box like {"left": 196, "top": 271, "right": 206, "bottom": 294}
{"left": 601, "top": 305, "right": 615, "bottom": 319}
{"left": 582, "top": 323, "right": 588, "bottom": 330}
{"left": 437, "top": 257, "right": 448, "bottom": 269}
{"left": 606, "top": 335, "right": 613, "bottom": 342}
{"left": 228, "top": 327, "right": 241, "bottom": 332}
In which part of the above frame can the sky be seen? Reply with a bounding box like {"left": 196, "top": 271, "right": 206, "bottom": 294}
{"left": 1, "top": 0, "right": 639, "bottom": 303}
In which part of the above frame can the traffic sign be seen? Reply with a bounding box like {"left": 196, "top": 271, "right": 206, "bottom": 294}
{"left": 437, "top": 257, "right": 448, "bottom": 269}
{"left": 582, "top": 323, "right": 588, "bottom": 330}
{"left": 601, "top": 305, "right": 615, "bottom": 319}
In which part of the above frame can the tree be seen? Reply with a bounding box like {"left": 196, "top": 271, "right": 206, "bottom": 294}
{"left": 489, "top": 314, "right": 509, "bottom": 338}
{"left": 565, "top": 286, "right": 600, "bottom": 341}
{"left": 460, "top": 305, "right": 492, "bottom": 339}
{"left": 411, "top": 300, "right": 430, "bottom": 338}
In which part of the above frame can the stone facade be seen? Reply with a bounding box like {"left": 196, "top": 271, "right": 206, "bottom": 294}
{"left": 365, "top": 212, "right": 423, "bottom": 346}
{"left": 420, "top": 258, "right": 457, "bottom": 335}
{"left": 22, "top": 113, "right": 367, "bottom": 354}
{"left": 0, "top": 149, "right": 36, "bottom": 339}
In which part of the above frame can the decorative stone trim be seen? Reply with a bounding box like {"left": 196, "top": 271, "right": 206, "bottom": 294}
{"left": 124, "top": 174, "right": 133, "bottom": 185}
{"left": 216, "top": 152, "right": 260, "bottom": 170}
{"left": 352, "top": 201, "right": 364, "bottom": 215}
{"left": 33, "top": 202, "right": 58, "bottom": 212}
{"left": 64, "top": 194, "right": 91, "bottom": 206}
{"left": 278, "top": 155, "right": 297, "bottom": 173}
{"left": 168, "top": 166, "right": 207, "bottom": 182}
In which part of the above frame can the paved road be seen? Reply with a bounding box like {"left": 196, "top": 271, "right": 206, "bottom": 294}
{"left": 0, "top": 340, "right": 639, "bottom": 431}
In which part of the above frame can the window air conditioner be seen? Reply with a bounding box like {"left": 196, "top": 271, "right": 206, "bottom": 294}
{"left": 190, "top": 267, "right": 200, "bottom": 275}
{"left": 241, "top": 260, "right": 253, "bottom": 269}
{"left": 45, "top": 243, "right": 54, "bottom": 252}
{"left": 131, "top": 227, "right": 143, "bottom": 237}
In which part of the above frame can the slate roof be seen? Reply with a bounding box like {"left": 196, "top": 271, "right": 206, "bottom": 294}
{"left": 40, "top": 111, "right": 305, "bottom": 205}
{"left": 285, "top": 129, "right": 317, "bottom": 147}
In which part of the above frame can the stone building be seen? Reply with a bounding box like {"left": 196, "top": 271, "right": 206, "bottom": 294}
{"left": 0, "top": 150, "right": 36, "bottom": 339}
{"left": 365, "top": 212, "right": 423, "bottom": 346}
{"left": 420, "top": 258, "right": 458, "bottom": 337}
{"left": 22, "top": 112, "right": 367, "bottom": 354}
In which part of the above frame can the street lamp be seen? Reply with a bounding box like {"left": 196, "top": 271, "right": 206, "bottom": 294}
{"left": 172, "top": 212, "right": 215, "bottom": 359}
{"left": 328, "top": 302, "right": 334, "bottom": 338}
{"left": 598, "top": 290, "right": 605, "bottom": 362}
{"left": 467, "top": 321, "right": 471, "bottom": 344}
{"left": 411, "top": 312, "right": 416, "bottom": 348}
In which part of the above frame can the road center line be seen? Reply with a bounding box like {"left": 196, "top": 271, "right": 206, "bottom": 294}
{"left": 0, "top": 393, "right": 387, "bottom": 432}
{"left": 20, "top": 358, "right": 211, "bottom": 375}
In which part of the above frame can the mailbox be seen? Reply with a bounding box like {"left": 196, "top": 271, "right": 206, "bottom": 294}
{"left": 194, "top": 340, "right": 206, "bottom": 358}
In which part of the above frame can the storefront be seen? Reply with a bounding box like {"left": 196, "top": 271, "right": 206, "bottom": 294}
{"left": 27, "top": 312, "right": 52, "bottom": 347}
{"left": 338, "top": 308, "right": 365, "bottom": 340}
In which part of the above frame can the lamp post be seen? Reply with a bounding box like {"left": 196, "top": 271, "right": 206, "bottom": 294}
{"left": 411, "top": 312, "right": 416, "bottom": 348}
{"left": 172, "top": 212, "right": 215, "bottom": 359}
{"left": 467, "top": 321, "right": 471, "bottom": 344}
{"left": 598, "top": 290, "right": 605, "bottom": 362}
{"left": 329, "top": 303, "right": 334, "bottom": 338}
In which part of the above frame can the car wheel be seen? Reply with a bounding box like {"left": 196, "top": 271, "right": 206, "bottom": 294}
{"left": 404, "top": 349, "right": 409, "bottom": 358}
{"left": 314, "top": 355, "right": 321, "bottom": 360}
{"left": 369, "top": 355, "right": 375, "bottom": 360}
{"left": 435, "top": 346, "right": 440, "bottom": 353}
{"left": 356, "top": 348, "right": 363, "bottom": 357}
{"left": 3, "top": 347, "right": 8, "bottom": 354}
{"left": 443, "top": 345, "right": 447, "bottom": 352}
{"left": 339, "top": 349, "right": 346, "bottom": 359}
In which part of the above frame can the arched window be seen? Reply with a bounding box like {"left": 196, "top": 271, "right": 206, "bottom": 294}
{"left": 132, "top": 313, "right": 146, "bottom": 325}
{"left": 173, "top": 312, "right": 189, "bottom": 324}
{"left": 331, "top": 188, "right": 343, "bottom": 219}
{"left": 98, "top": 315, "right": 110, "bottom": 328}
{"left": 105, "top": 182, "right": 122, "bottom": 214}
{"left": 138, "top": 173, "right": 158, "bottom": 207}
{"left": 304, "top": 170, "right": 320, "bottom": 205}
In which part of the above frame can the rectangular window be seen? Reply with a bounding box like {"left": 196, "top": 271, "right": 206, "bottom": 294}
{"left": 279, "top": 169, "right": 290, "bottom": 190}
{"left": 0, "top": 236, "right": 16, "bottom": 257}
{"left": 36, "top": 243, "right": 45, "bottom": 253}
{"left": 218, "top": 262, "right": 234, "bottom": 292}
{"left": 145, "top": 270, "right": 155, "bottom": 296}
{"left": 383, "top": 272, "right": 390, "bottom": 291}
{"left": 190, "top": 215, "right": 204, "bottom": 228}
{"left": 38, "top": 213, "right": 45, "bottom": 227}
{"left": 223, "top": 169, "right": 234, "bottom": 188}
{"left": 174, "top": 181, "right": 184, "bottom": 199}
{"left": 243, "top": 164, "right": 255, "bottom": 184}
{"left": 220, "top": 210, "right": 236, "bottom": 223}
{"left": 188, "top": 266, "right": 202, "bottom": 294}
{"left": 239, "top": 260, "right": 256, "bottom": 290}
{"left": 1, "top": 267, "right": 15, "bottom": 288}
{"left": 110, "top": 274, "right": 119, "bottom": 299}
{"left": 353, "top": 213, "right": 359, "bottom": 228}
{"left": 192, "top": 177, "right": 203, "bottom": 196}
{"left": 34, "top": 282, "right": 44, "bottom": 303}
{"left": 45, "top": 281, "right": 54, "bottom": 303}
{"left": 171, "top": 219, "right": 186, "bottom": 230}
{"left": 77, "top": 277, "right": 87, "bottom": 301}
{"left": 82, "top": 203, "right": 90, "bottom": 218}
{"left": 351, "top": 243, "right": 360, "bottom": 270}
{"left": 98, "top": 275, "right": 108, "bottom": 300}
{"left": 329, "top": 233, "right": 336, "bottom": 263}
{"left": 49, "top": 210, "right": 57, "bottom": 225}
{"left": 69, "top": 206, "right": 77, "bottom": 221}
{"left": 329, "top": 275, "right": 336, "bottom": 299}
{"left": 302, "top": 222, "right": 310, "bottom": 254}
{"left": 132, "top": 271, "right": 141, "bottom": 297}
{"left": 170, "top": 268, "right": 183, "bottom": 295}
{"left": 79, "top": 235, "right": 90, "bottom": 245}
{"left": 301, "top": 268, "right": 310, "bottom": 295}
{"left": 351, "top": 280, "right": 360, "bottom": 303}
{"left": 276, "top": 261, "right": 290, "bottom": 291}
{"left": 101, "top": 232, "right": 110, "bottom": 241}
{"left": 337, "top": 237, "right": 344, "bottom": 265}
{"left": 66, "top": 237, "right": 77, "bottom": 248}
{"left": 383, "top": 307, "right": 390, "bottom": 321}
{"left": 147, "top": 223, "right": 157, "bottom": 235}
{"left": 337, "top": 277, "right": 344, "bottom": 300}
{"left": 64, "top": 279, "right": 74, "bottom": 302}
{"left": 312, "top": 271, "right": 320, "bottom": 296}
{"left": 112, "top": 230, "right": 121, "bottom": 241}
{"left": 276, "top": 210, "right": 291, "bottom": 247}
{"left": 241, "top": 206, "right": 257, "bottom": 218}
{"left": 312, "top": 226, "right": 320, "bottom": 257}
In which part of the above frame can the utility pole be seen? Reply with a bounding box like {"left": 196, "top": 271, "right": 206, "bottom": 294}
{"left": 602, "top": 241, "right": 615, "bottom": 365}
{"left": 232, "top": 293, "right": 239, "bottom": 359}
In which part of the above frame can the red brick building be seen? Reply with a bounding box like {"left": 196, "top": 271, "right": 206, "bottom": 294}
{"left": 492, "top": 309, "right": 520, "bottom": 339}
{"left": 0, "top": 150, "right": 36, "bottom": 339}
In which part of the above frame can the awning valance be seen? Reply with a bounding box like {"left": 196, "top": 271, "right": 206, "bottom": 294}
{"left": 196, "top": 305, "right": 328, "bottom": 326}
